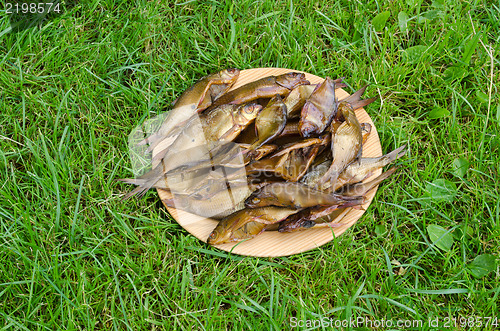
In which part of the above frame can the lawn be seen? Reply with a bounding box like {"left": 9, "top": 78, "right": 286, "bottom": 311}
{"left": 0, "top": 0, "right": 499, "bottom": 329}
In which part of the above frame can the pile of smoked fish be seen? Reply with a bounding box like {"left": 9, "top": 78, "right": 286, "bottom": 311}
{"left": 120, "top": 68, "right": 406, "bottom": 245}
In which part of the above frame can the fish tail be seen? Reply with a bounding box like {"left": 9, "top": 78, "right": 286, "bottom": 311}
{"left": 343, "top": 167, "right": 398, "bottom": 197}
{"left": 339, "top": 85, "right": 378, "bottom": 110}
{"left": 332, "top": 77, "right": 347, "bottom": 89}
{"left": 369, "top": 166, "right": 398, "bottom": 187}
{"left": 119, "top": 185, "right": 149, "bottom": 201}
{"left": 117, "top": 166, "right": 166, "bottom": 200}
{"left": 349, "top": 96, "right": 378, "bottom": 111}
{"left": 380, "top": 145, "right": 407, "bottom": 165}
{"left": 341, "top": 85, "right": 368, "bottom": 103}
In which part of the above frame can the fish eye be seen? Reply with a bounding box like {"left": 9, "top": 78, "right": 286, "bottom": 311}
{"left": 244, "top": 106, "right": 254, "bottom": 114}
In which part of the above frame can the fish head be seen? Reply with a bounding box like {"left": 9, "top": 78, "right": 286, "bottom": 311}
{"left": 298, "top": 103, "right": 320, "bottom": 137}
{"left": 213, "top": 68, "right": 240, "bottom": 83}
{"left": 235, "top": 103, "right": 262, "bottom": 124}
{"left": 276, "top": 72, "right": 310, "bottom": 90}
{"left": 299, "top": 122, "right": 318, "bottom": 138}
{"left": 207, "top": 223, "right": 233, "bottom": 245}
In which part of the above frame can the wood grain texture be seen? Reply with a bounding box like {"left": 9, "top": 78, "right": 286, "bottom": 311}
{"left": 155, "top": 68, "right": 382, "bottom": 257}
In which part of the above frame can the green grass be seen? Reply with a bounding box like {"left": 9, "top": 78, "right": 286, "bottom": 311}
{"left": 1, "top": 0, "right": 499, "bottom": 329}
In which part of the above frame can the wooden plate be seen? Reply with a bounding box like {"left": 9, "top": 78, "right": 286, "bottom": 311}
{"left": 156, "top": 68, "right": 382, "bottom": 257}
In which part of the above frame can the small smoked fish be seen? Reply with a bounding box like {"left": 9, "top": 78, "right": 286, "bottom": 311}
{"left": 244, "top": 182, "right": 358, "bottom": 209}
{"left": 140, "top": 68, "right": 240, "bottom": 151}
{"left": 209, "top": 72, "right": 310, "bottom": 108}
{"left": 160, "top": 181, "right": 253, "bottom": 219}
{"left": 280, "top": 167, "right": 399, "bottom": 232}
{"left": 299, "top": 77, "right": 337, "bottom": 137}
{"left": 278, "top": 199, "right": 364, "bottom": 232}
{"left": 152, "top": 102, "right": 262, "bottom": 170}
{"left": 286, "top": 78, "right": 346, "bottom": 118}
{"left": 317, "top": 101, "right": 363, "bottom": 189}
{"left": 322, "top": 145, "right": 407, "bottom": 192}
{"left": 207, "top": 207, "right": 299, "bottom": 244}
{"left": 249, "top": 95, "right": 287, "bottom": 150}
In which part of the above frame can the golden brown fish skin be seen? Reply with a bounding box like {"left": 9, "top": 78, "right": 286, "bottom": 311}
{"left": 153, "top": 103, "right": 262, "bottom": 171}
{"left": 161, "top": 182, "right": 253, "bottom": 219}
{"left": 338, "top": 85, "right": 377, "bottom": 111}
{"left": 286, "top": 78, "right": 346, "bottom": 118}
{"left": 285, "top": 84, "right": 317, "bottom": 118}
{"left": 299, "top": 77, "right": 337, "bottom": 137}
{"left": 209, "top": 72, "right": 310, "bottom": 108}
{"left": 189, "top": 173, "right": 273, "bottom": 201}
{"left": 299, "top": 159, "right": 330, "bottom": 188}
{"left": 244, "top": 182, "right": 357, "bottom": 209}
{"left": 316, "top": 101, "right": 363, "bottom": 189}
{"left": 171, "top": 68, "right": 241, "bottom": 114}
{"left": 275, "top": 145, "right": 321, "bottom": 181}
{"left": 140, "top": 69, "right": 240, "bottom": 150}
{"left": 249, "top": 95, "right": 287, "bottom": 150}
{"left": 277, "top": 120, "right": 300, "bottom": 137}
{"left": 207, "top": 207, "right": 299, "bottom": 244}
{"left": 175, "top": 68, "right": 240, "bottom": 109}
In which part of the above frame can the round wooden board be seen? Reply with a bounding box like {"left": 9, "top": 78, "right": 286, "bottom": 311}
{"left": 156, "top": 68, "right": 382, "bottom": 257}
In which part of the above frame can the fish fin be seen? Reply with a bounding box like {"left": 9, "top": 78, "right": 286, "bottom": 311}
{"left": 195, "top": 83, "right": 214, "bottom": 110}
{"left": 313, "top": 221, "right": 344, "bottom": 228}
{"left": 349, "top": 96, "right": 378, "bottom": 111}
{"left": 225, "top": 213, "right": 258, "bottom": 233}
{"left": 340, "top": 167, "right": 398, "bottom": 197}
{"left": 117, "top": 166, "right": 166, "bottom": 200}
{"left": 335, "top": 82, "right": 347, "bottom": 89}
{"left": 120, "top": 186, "right": 147, "bottom": 201}
{"left": 251, "top": 214, "right": 284, "bottom": 225}
{"left": 356, "top": 145, "right": 363, "bottom": 163}
{"left": 341, "top": 85, "right": 368, "bottom": 103}
{"left": 381, "top": 145, "right": 407, "bottom": 165}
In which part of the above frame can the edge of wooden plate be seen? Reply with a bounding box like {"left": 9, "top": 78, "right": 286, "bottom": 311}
{"left": 156, "top": 68, "right": 382, "bottom": 257}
